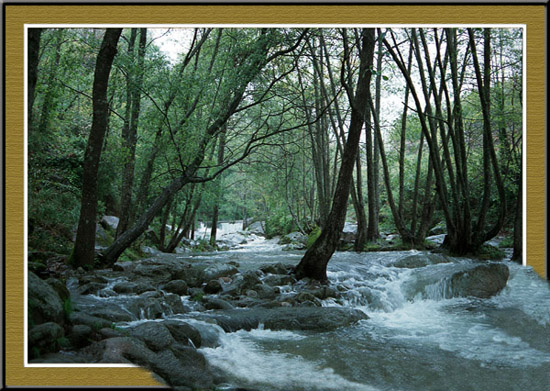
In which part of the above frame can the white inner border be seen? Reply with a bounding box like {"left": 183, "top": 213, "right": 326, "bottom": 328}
{"left": 23, "top": 23, "right": 528, "bottom": 368}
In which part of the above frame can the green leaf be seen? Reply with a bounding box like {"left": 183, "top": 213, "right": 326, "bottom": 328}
{"left": 383, "top": 75, "right": 389, "bottom": 81}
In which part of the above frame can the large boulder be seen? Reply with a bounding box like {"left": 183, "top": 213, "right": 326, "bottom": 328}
{"left": 28, "top": 272, "right": 64, "bottom": 325}
{"left": 280, "top": 232, "right": 307, "bottom": 247}
{"left": 128, "top": 321, "right": 176, "bottom": 352}
{"left": 447, "top": 263, "right": 510, "bottom": 299}
{"left": 163, "top": 320, "right": 202, "bottom": 348}
{"left": 100, "top": 215, "right": 119, "bottom": 231}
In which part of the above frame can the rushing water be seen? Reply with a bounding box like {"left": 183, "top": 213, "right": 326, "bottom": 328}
{"left": 198, "top": 238, "right": 550, "bottom": 391}
{"left": 73, "top": 235, "right": 550, "bottom": 390}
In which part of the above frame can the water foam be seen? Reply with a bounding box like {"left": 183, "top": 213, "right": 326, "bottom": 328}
{"left": 201, "top": 328, "right": 382, "bottom": 391}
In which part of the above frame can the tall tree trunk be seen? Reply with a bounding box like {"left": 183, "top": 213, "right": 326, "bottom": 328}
{"left": 71, "top": 28, "right": 122, "bottom": 268}
{"left": 117, "top": 28, "right": 147, "bottom": 238}
{"left": 28, "top": 28, "right": 42, "bottom": 126}
{"left": 37, "top": 29, "right": 63, "bottom": 135}
{"left": 294, "top": 29, "right": 375, "bottom": 281}
{"left": 210, "top": 126, "right": 226, "bottom": 246}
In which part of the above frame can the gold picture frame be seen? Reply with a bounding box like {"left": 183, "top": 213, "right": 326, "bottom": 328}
{"left": 4, "top": 4, "right": 546, "bottom": 387}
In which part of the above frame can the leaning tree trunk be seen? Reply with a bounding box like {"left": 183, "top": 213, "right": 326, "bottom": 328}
{"left": 71, "top": 28, "right": 122, "bottom": 268}
{"left": 294, "top": 28, "right": 375, "bottom": 281}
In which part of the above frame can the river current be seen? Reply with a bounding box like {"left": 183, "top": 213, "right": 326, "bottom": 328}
{"left": 95, "top": 232, "right": 550, "bottom": 391}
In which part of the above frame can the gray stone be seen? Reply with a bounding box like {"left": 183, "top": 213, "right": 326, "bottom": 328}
{"left": 163, "top": 293, "right": 187, "bottom": 315}
{"left": 86, "top": 302, "right": 135, "bottom": 322}
{"left": 448, "top": 263, "right": 510, "bottom": 299}
{"left": 201, "top": 307, "right": 368, "bottom": 332}
{"left": 163, "top": 320, "right": 202, "bottom": 348}
{"left": 202, "top": 296, "right": 235, "bottom": 310}
{"left": 260, "top": 262, "right": 290, "bottom": 275}
{"left": 204, "top": 279, "right": 223, "bottom": 294}
{"left": 162, "top": 280, "right": 188, "bottom": 295}
{"left": 113, "top": 281, "right": 155, "bottom": 294}
{"left": 128, "top": 322, "right": 176, "bottom": 352}
{"left": 152, "top": 347, "right": 214, "bottom": 389}
{"left": 28, "top": 272, "right": 64, "bottom": 325}
{"left": 69, "top": 312, "right": 113, "bottom": 330}
{"left": 201, "top": 263, "right": 239, "bottom": 281}
{"left": 393, "top": 253, "right": 451, "bottom": 269}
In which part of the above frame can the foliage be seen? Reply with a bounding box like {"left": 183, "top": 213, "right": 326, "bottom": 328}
{"left": 306, "top": 226, "right": 322, "bottom": 249}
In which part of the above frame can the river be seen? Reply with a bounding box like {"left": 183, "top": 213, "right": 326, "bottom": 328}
{"left": 72, "top": 232, "right": 550, "bottom": 390}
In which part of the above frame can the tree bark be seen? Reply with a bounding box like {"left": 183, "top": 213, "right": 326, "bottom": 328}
{"left": 71, "top": 28, "right": 122, "bottom": 268}
{"left": 210, "top": 126, "right": 226, "bottom": 246}
{"left": 28, "top": 28, "right": 42, "bottom": 126}
{"left": 294, "top": 29, "right": 375, "bottom": 281}
{"left": 117, "top": 28, "right": 147, "bottom": 238}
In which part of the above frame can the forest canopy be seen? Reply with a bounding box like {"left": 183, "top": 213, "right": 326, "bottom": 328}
{"left": 27, "top": 27, "right": 523, "bottom": 274}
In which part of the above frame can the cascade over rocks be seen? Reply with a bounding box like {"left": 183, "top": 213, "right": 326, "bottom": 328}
{"left": 447, "top": 263, "right": 510, "bottom": 298}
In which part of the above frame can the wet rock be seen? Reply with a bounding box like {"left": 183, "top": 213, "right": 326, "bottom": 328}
{"left": 112, "top": 260, "right": 136, "bottom": 273}
{"left": 68, "top": 324, "right": 92, "bottom": 348}
{"left": 154, "top": 346, "right": 214, "bottom": 389}
{"left": 202, "top": 307, "right": 368, "bottom": 332}
{"left": 294, "top": 292, "right": 321, "bottom": 306}
{"left": 128, "top": 322, "right": 175, "bottom": 352}
{"left": 204, "top": 280, "right": 223, "bottom": 294}
{"left": 113, "top": 280, "right": 156, "bottom": 294}
{"left": 163, "top": 320, "right": 202, "bottom": 348}
{"left": 255, "top": 284, "right": 277, "bottom": 300}
{"left": 280, "top": 232, "right": 307, "bottom": 245}
{"left": 163, "top": 293, "right": 186, "bottom": 315}
{"left": 86, "top": 302, "right": 134, "bottom": 322}
{"left": 28, "top": 272, "right": 64, "bottom": 325}
{"left": 69, "top": 312, "right": 113, "bottom": 330}
{"left": 81, "top": 336, "right": 153, "bottom": 364}
{"left": 448, "top": 263, "right": 509, "bottom": 299}
{"left": 126, "top": 292, "right": 165, "bottom": 319}
{"left": 259, "top": 263, "right": 290, "bottom": 275}
{"left": 393, "top": 253, "right": 451, "bottom": 269}
{"left": 240, "top": 270, "right": 262, "bottom": 291}
{"left": 99, "top": 327, "right": 126, "bottom": 339}
{"left": 162, "top": 280, "right": 188, "bottom": 295}
{"left": 202, "top": 296, "right": 234, "bottom": 310}
{"left": 263, "top": 274, "right": 296, "bottom": 286}
{"left": 77, "top": 282, "right": 106, "bottom": 295}
{"left": 201, "top": 263, "right": 239, "bottom": 282}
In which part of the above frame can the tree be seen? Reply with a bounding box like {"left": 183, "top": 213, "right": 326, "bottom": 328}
{"left": 294, "top": 28, "right": 376, "bottom": 281}
{"left": 71, "top": 28, "right": 123, "bottom": 268}
{"left": 116, "top": 28, "right": 147, "bottom": 238}
{"left": 100, "top": 29, "right": 309, "bottom": 265}
{"left": 27, "top": 28, "right": 42, "bottom": 125}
